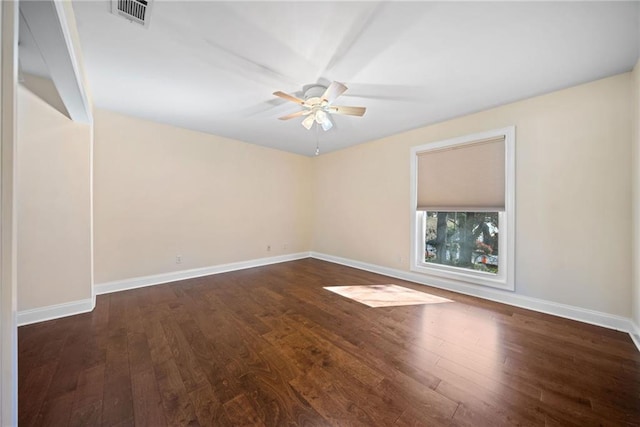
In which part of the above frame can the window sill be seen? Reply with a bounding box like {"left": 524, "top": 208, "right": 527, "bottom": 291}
{"left": 410, "top": 263, "right": 514, "bottom": 291}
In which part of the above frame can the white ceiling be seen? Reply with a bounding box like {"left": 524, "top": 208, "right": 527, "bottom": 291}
{"left": 70, "top": 1, "right": 639, "bottom": 156}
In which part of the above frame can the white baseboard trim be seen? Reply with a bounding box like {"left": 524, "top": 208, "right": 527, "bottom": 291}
{"left": 95, "top": 252, "right": 311, "bottom": 295}
{"left": 17, "top": 297, "right": 95, "bottom": 327}
{"left": 310, "top": 252, "right": 637, "bottom": 338}
{"left": 17, "top": 253, "right": 310, "bottom": 327}
{"left": 630, "top": 321, "right": 640, "bottom": 352}
{"left": 19, "top": 251, "right": 640, "bottom": 353}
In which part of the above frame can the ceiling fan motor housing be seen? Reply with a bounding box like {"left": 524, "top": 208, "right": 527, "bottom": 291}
{"left": 303, "top": 85, "right": 328, "bottom": 106}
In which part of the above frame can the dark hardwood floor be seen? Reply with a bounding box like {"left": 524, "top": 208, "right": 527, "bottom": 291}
{"left": 18, "top": 258, "right": 640, "bottom": 426}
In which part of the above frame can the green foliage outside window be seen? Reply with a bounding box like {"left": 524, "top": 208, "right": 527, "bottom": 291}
{"left": 424, "top": 212, "right": 499, "bottom": 274}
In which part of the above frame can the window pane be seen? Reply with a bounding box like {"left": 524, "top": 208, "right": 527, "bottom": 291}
{"left": 424, "top": 211, "right": 499, "bottom": 274}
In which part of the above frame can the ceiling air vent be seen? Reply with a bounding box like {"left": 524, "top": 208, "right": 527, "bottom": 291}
{"left": 111, "top": 0, "right": 153, "bottom": 28}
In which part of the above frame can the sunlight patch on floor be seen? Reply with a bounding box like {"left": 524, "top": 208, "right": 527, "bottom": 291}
{"left": 324, "top": 284, "right": 453, "bottom": 308}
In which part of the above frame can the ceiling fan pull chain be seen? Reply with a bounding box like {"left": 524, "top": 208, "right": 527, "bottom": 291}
{"left": 315, "top": 124, "right": 320, "bottom": 156}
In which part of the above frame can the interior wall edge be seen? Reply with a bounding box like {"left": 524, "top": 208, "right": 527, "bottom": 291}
{"left": 632, "top": 55, "right": 640, "bottom": 350}
{"left": 1, "top": 1, "right": 18, "bottom": 425}
{"left": 310, "top": 251, "right": 639, "bottom": 351}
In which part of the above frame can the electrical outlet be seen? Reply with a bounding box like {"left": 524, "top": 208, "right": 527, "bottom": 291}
{"left": 283, "top": 243, "right": 288, "bottom": 250}
{"left": 267, "top": 245, "right": 271, "bottom": 252}
{"left": 176, "top": 255, "right": 182, "bottom": 264}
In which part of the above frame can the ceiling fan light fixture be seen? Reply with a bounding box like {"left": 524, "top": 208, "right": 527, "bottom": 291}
{"left": 315, "top": 109, "right": 328, "bottom": 123}
{"left": 301, "top": 114, "right": 315, "bottom": 130}
{"left": 274, "top": 81, "right": 366, "bottom": 135}
{"left": 320, "top": 115, "right": 333, "bottom": 131}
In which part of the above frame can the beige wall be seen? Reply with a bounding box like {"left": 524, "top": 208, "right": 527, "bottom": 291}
{"left": 633, "top": 58, "right": 640, "bottom": 331}
{"left": 93, "top": 109, "right": 312, "bottom": 284}
{"left": 313, "top": 73, "right": 632, "bottom": 317}
{"left": 21, "top": 70, "right": 636, "bottom": 324}
{"left": 17, "top": 81, "right": 92, "bottom": 310}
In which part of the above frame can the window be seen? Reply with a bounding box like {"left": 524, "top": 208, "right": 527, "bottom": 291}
{"left": 410, "top": 127, "right": 515, "bottom": 290}
{"left": 423, "top": 211, "right": 500, "bottom": 273}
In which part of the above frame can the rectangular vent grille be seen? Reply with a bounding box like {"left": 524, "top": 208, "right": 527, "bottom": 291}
{"left": 111, "top": 0, "right": 152, "bottom": 28}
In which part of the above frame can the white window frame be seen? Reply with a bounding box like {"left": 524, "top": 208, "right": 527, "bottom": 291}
{"left": 410, "top": 126, "right": 515, "bottom": 291}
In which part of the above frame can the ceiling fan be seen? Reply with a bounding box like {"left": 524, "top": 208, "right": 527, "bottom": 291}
{"left": 273, "top": 82, "right": 366, "bottom": 131}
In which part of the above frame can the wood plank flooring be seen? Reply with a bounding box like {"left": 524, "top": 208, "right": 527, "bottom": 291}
{"left": 18, "top": 259, "right": 640, "bottom": 426}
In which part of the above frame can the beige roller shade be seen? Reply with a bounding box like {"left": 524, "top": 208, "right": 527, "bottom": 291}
{"left": 417, "top": 136, "right": 505, "bottom": 211}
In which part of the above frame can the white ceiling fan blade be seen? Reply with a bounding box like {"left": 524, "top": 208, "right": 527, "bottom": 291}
{"left": 329, "top": 105, "right": 366, "bottom": 116}
{"left": 278, "top": 110, "right": 309, "bottom": 120}
{"left": 321, "top": 81, "right": 348, "bottom": 104}
{"left": 301, "top": 114, "right": 315, "bottom": 130}
{"left": 273, "top": 91, "right": 305, "bottom": 105}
